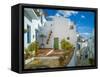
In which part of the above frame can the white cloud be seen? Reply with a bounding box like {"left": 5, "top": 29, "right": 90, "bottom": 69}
{"left": 56, "top": 10, "right": 78, "bottom": 17}
{"left": 81, "top": 15, "right": 85, "bottom": 18}
{"left": 79, "top": 32, "right": 91, "bottom": 38}
{"left": 55, "top": 13, "right": 60, "bottom": 16}
{"left": 77, "top": 26, "right": 91, "bottom": 32}
{"left": 80, "top": 32, "right": 90, "bottom": 36}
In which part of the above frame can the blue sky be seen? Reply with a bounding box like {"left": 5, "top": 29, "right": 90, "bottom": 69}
{"left": 43, "top": 9, "right": 95, "bottom": 38}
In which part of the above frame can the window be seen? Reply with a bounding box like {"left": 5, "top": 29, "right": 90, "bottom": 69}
{"left": 67, "top": 37, "right": 70, "bottom": 40}
{"left": 27, "top": 25, "right": 31, "bottom": 43}
{"left": 70, "top": 25, "right": 74, "bottom": 29}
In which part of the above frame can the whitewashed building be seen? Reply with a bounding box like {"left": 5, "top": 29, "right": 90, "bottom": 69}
{"left": 37, "top": 16, "right": 77, "bottom": 49}
{"left": 88, "top": 31, "right": 95, "bottom": 58}
{"left": 24, "top": 8, "right": 46, "bottom": 48}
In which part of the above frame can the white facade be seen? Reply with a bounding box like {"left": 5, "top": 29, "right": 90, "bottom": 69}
{"left": 24, "top": 16, "right": 33, "bottom": 48}
{"left": 37, "top": 16, "right": 77, "bottom": 49}
{"left": 24, "top": 8, "right": 46, "bottom": 48}
{"left": 24, "top": 9, "right": 77, "bottom": 50}
{"left": 88, "top": 31, "right": 95, "bottom": 58}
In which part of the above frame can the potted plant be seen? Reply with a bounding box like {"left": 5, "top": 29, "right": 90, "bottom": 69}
{"left": 26, "top": 41, "right": 39, "bottom": 56}
{"left": 61, "top": 38, "right": 73, "bottom": 54}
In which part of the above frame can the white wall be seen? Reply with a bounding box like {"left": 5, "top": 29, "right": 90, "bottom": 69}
{"left": 0, "top": 0, "right": 99, "bottom": 77}
{"left": 52, "top": 17, "right": 77, "bottom": 47}
{"left": 24, "top": 14, "right": 42, "bottom": 48}
{"left": 43, "top": 16, "right": 77, "bottom": 49}
{"left": 24, "top": 16, "right": 33, "bottom": 48}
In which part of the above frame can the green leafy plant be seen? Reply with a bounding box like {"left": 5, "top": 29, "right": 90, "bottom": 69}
{"left": 24, "top": 41, "right": 39, "bottom": 59}
{"left": 24, "top": 48, "right": 28, "bottom": 59}
{"left": 60, "top": 38, "right": 73, "bottom": 51}
{"left": 89, "top": 58, "right": 94, "bottom": 65}
{"left": 27, "top": 41, "right": 39, "bottom": 52}
{"left": 59, "top": 56, "right": 66, "bottom": 66}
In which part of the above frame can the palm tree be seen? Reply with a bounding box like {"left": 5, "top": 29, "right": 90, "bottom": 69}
{"left": 40, "top": 34, "right": 46, "bottom": 48}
